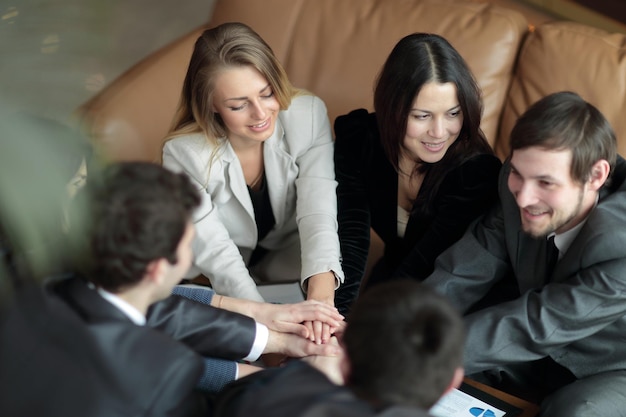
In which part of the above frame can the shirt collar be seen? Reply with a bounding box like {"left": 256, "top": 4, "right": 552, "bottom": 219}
{"left": 97, "top": 287, "right": 146, "bottom": 325}
{"left": 550, "top": 195, "right": 599, "bottom": 258}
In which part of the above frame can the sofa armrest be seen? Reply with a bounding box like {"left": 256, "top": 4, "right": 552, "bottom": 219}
{"left": 75, "top": 26, "right": 207, "bottom": 162}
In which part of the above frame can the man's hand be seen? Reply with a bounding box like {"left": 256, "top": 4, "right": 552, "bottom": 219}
{"left": 264, "top": 330, "right": 342, "bottom": 358}
{"left": 302, "top": 336, "right": 345, "bottom": 385}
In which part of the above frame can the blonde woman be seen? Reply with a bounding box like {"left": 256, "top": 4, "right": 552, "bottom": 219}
{"left": 162, "top": 22, "right": 343, "bottom": 344}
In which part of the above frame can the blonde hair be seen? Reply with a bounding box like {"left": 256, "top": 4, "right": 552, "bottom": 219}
{"left": 165, "top": 22, "right": 299, "bottom": 149}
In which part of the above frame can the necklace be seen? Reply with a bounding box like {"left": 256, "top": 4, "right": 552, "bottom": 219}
{"left": 248, "top": 166, "right": 264, "bottom": 190}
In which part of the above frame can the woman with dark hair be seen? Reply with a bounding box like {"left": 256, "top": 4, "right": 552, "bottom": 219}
{"left": 334, "top": 33, "right": 501, "bottom": 313}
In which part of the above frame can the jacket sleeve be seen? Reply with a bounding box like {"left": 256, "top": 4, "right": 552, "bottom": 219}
{"left": 171, "top": 284, "right": 215, "bottom": 305}
{"left": 196, "top": 357, "right": 238, "bottom": 393}
{"left": 332, "top": 109, "right": 375, "bottom": 312}
{"left": 287, "top": 96, "right": 344, "bottom": 287}
{"left": 463, "top": 255, "right": 626, "bottom": 375}
{"left": 394, "top": 154, "right": 502, "bottom": 280}
{"left": 422, "top": 195, "right": 513, "bottom": 314}
{"left": 462, "top": 197, "right": 626, "bottom": 375}
{"left": 147, "top": 295, "right": 257, "bottom": 360}
{"left": 162, "top": 137, "right": 264, "bottom": 302}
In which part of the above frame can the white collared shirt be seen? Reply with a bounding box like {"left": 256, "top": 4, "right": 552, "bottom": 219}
{"left": 97, "top": 287, "right": 146, "bottom": 325}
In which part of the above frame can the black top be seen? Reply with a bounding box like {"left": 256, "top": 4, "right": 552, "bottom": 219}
{"left": 247, "top": 172, "right": 276, "bottom": 243}
{"left": 333, "top": 109, "right": 502, "bottom": 313}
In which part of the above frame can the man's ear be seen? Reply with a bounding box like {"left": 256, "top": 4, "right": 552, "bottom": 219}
{"left": 443, "top": 367, "right": 465, "bottom": 395}
{"left": 588, "top": 159, "right": 611, "bottom": 191}
{"left": 144, "top": 258, "right": 168, "bottom": 286}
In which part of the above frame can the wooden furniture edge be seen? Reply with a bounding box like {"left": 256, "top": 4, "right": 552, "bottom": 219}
{"left": 463, "top": 377, "right": 540, "bottom": 417}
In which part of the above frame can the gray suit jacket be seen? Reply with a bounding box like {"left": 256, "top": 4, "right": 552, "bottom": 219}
{"left": 424, "top": 156, "right": 626, "bottom": 378}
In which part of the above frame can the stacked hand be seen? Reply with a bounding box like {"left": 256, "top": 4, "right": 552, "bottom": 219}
{"left": 303, "top": 271, "right": 339, "bottom": 344}
{"left": 253, "top": 298, "right": 345, "bottom": 340}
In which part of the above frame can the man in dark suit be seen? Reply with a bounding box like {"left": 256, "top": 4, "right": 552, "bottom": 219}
{"left": 213, "top": 280, "right": 466, "bottom": 417}
{"left": 0, "top": 161, "right": 341, "bottom": 417}
{"left": 423, "top": 91, "right": 626, "bottom": 416}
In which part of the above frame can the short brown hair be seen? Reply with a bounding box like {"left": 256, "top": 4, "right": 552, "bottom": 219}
{"left": 509, "top": 91, "right": 617, "bottom": 184}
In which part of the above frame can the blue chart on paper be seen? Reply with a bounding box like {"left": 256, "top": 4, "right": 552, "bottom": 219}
{"left": 470, "top": 407, "right": 496, "bottom": 417}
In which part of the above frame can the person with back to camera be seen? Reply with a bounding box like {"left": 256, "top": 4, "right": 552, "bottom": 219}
{"left": 213, "top": 279, "right": 466, "bottom": 417}
{"left": 423, "top": 91, "right": 626, "bottom": 416}
{"left": 162, "top": 22, "right": 344, "bottom": 344}
{"left": 1, "top": 161, "right": 344, "bottom": 416}
{"left": 333, "top": 32, "right": 502, "bottom": 314}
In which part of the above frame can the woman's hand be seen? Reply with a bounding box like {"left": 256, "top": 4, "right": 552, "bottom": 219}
{"left": 304, "top": 272, "right": 337, "bottom": 344}
{"left": 252, "top": 299, "right": 344, "bottom": 339}
{"left": 216, "top": 292, "right": 344, "bottom": 339}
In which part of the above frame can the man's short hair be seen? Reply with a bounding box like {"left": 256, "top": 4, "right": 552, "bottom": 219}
{"left": 344, "top": 280, "right": 465, "bottom": 409}
{"left": 78, "top": 162, "right": 200, "bottom": 292}
{"left": 509, "top": 91, "right": 617, "bottom": 184}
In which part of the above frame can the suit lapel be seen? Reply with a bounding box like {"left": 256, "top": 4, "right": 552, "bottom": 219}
{"left": 223, "top": 143, "right": 256, "bottom": 221}
{"left": 263, "top": 122, "right": 290, "bottom": 226}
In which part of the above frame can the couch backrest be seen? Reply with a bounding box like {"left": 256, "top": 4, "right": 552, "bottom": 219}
{"left": 209, "top": 0, "right": 529, "bottom": 147}
{"left": 76, "top": 28, "right": 206, "bottom": 162}
{"left": 496, "top": 21, "right": 626, "bottom": 159}
{"left": 77, "top": 0, "right": 529, "bottom": 163}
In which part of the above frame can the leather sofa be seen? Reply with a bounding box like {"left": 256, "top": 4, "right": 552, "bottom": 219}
{"left": 75, "top": 0, "right": 626, "bottom": 278}
{"left": 76, "top": 0, "right": 626, "bottom": 163}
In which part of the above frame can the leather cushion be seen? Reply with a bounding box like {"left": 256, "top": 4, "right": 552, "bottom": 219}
{"left": 497, "top": 21, "right": 626, "bottom": 158}
{"left": 209, "top": 0, "right": 528, "bottom": 145}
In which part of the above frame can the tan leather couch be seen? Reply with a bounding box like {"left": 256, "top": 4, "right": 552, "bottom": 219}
{"left": 76, "top": 0, "right": 626, "bottom": 162}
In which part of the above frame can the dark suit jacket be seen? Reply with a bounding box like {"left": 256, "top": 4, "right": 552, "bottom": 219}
{"left": 424, "top": 156, "right": 626, "bottom": 378}
{"left": 214, "top": 360, "right": 433, "bottom": 417}
{"left": 0, "top": 276, "right": 258, "bottom": 417}
{"left": 333, "top": 109, "right": 501, "bottom": 312}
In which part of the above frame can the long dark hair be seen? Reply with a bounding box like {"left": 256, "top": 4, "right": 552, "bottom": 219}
{"left": 374, "top": 33, "right": 492, "bottom": 215}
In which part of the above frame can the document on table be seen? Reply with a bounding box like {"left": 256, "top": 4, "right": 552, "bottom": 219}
{"left": 257, "top": 281, "right": 305, "bottom": 304}
{"left": 430, "top": 383, "right": 520, "bottom": 417}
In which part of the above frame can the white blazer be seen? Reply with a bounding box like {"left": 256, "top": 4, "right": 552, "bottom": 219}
{"left": 163, "top": 95, "right": 344, "bottom": 301}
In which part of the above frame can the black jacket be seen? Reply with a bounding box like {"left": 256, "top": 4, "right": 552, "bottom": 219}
{"left": 0, "top": 276, "right": 257, "bottom": 417}
{"left": 215, "top": 360, "right": 434, "bottom": 417}
{"left": 333, "top": 109, "right": 501, "bottom": 312}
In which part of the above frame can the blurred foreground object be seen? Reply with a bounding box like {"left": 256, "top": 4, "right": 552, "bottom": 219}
{"left": 0, "top": 102, "right": 110, "bottom": 416}
{"left": 0, "top": 101, "right": 93, "bottom": 305}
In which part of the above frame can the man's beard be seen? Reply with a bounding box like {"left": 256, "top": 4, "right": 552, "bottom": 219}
{"left": 522, "top": 187, "right": 584, "bottom": 239}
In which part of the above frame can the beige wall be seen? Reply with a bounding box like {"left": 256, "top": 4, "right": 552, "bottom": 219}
{"left": 0, "top": 0, "right": 215, "bottom": 121}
